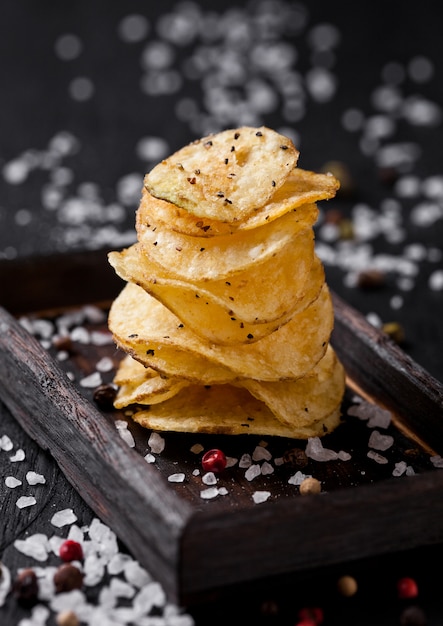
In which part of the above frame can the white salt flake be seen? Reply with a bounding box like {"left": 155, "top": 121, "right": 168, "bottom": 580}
{"left": 430, "top": 455, "right": 443, "bottom": 468}
{"left": 217, "top": 487, "right": 228, "bottom": 496}
{"left": 252, "top": 445, "right": 272, "bottom": 462}
{"left": 288, "top": 471, "right": 311, "bottom": 486}
{"left": 252, "top": 490, "right": 271, "bottom": 504}
{"left": 83, "top": 553, "right": 106, "bottom": 586}
{"left": 90, "top": 330, "right": 114, "bottom": 346}
{"left": 239, "top": 453, "right": 252, "bottom": 468}
{"left": 144, "top": 452, "right": 156, "bottom": 463}
{"left": 10, "top": 448, "right": 26, "bottom": 462}
{"left": 0, "top": 562, "right": 11, "bottom": 606}
{"left": 368, "top": 430, "right": 394, "bottom": 451}
{"left": 347, "top": 401, "right": 392, "bottom": 428}
{"left": 202, "top": 472, "right": 217, "bottom": 485}
{"left": 245, "top": 464, "right": 261, "bottom": 481}
{"left": 118, "top": 426, "right": 136, "bottom": 448}
{"left": 26, "top": 471, "right": 46, "bottom": 485}
{"left": 148, "top": 431, "right": 165, "bottom": 453}
{"left": 338, "top": 450, "right": 352, "bottom": 461}
{"left": 133, "top": 581, "right": 166, "bottom": 614}
{"left": 14, "top": 534, "right": 49, "bottom": 561}
{"left": 49, "top": 589, "right": 86, "bottom": 613}
{"left": 200, "top": 487, "right": 219, "bottom": 499}
{"left": 261, "top": 461, "right": 274, "bottom": 475}
{"left": 79, "top": 371, "right": 102, "bottom": 388}
{"left": 124, "top": 559, "right": 152, "bottom": 588}
{"left": 192, "top": 469, "right": 200, "bottom": 476}
{"left": 70, "top": 326, "right": 90, "bottom": 344}
{"left": 168, "top": 473, "right": 185, "bottom": 483}
{"left": 406, "top": 466, "right": 416, "bottom": 476}
{"left": 5, "top": 476, "right": 22, "bottom": 488}
{"left": 367, "top": 450, "right": 388, "bottom": 464}
{"left": 95, "top": 356, "right": 114, "bottom": 372}
{"left": 393, "top": 461, "right": 408, "bottom": 477}
{"left": 0, "top": 434, "right": 13, "bottom": 451}
{"left": 16, "top": 495, "right": 37, "bottom": 509}
{"left": 225, "top": 456, "right": 238, "bottom": 468}
{"left": 51, "top": 508, "right": 78, "bottom": 528}
{"left": 305, "top": 437, "right": 338, "bottom": 461}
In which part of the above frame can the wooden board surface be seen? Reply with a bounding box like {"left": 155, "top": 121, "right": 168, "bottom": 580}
{"left": 1, "top": 251, "right": 443, "bottom": 604}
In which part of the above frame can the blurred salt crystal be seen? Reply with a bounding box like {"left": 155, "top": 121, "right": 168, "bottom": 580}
{"left": 253, "top": 491, "right": 271, "bottom": 504}
{"left": 0, "top": 434, "right": 13, "bottom": 451}
{"left": 245, "top": 464, "right": 261, "bottom": 481}
{"left": 252, "top": 445, "right": 272, "bottom": 462}
{"left": 95, "top": 356, "right": 114, "bottom": 372}
{"left": 393, "top": 461, "right": 408, "bottom": 477}
{"left": 133, "top": 581, "right": 166, "bottom": 614}
{"left": 14, "top": 534, "right": 49, "bottom": 561}
{"left": 305, "top": 437, "right": 339, "bottom": 461}
{"left": 84, "top": 553, "right": 106, "bottom": 586}
{"left": 168, "top": 473, "right": 185, "bottom": 483}
{"left": 202, "top": 472, "right": 217, "bottom": 486}
{"left": 16, "top": 495, "right": 36, "bottom": 508}
{"left": 148, "top": 432, "right": 165, "bottom": 453}
{"left": 124, "top": 560, "right": 152, "bottom": 588}
{"left": 261, "top": 461, "right": 274, "bottom": 476}
{"left": 367, "top": 450, "right": 388, "bottom": 464}
{"left": 79, "top": 371, "right": 102, "bottom": 389}
{"left": 200, "top": 487, "right": 219, "bottom": 499}
{"left": 225, "top": 456, "right": 238, "bottom": 468}
{"left": 288, "top": 471, "right": 310, "bottom": 486}
{"left": 51, "top": 508, "right": 78, "bottom": 528}
{"left": 26, "top": 471, "right": 46, "bottom": 485}
{"left": 347, "top": 401, "right": 392, "bottom": 428}
{"left": 49, "top": 589, "right": 86, "bottom": 613}
{"left": 70, "top": 326, "right": 90, "bottom": 344}
{"left": 338, "top": 450, "right": 352, "bottom": 461}
{"left": 239, "top": 453, "right": 252, "bottom": 468}
{"left": 368, "top": 430, "right": 394, "bottom": 451}
{"left": 144, "top": 452, "right": 155, "bottom": 463}
{"left": 0, "top": 562, "right": 11, "bottom": 606}
{"left": 429, "top": 269, "right": 443, "bottom": 291}
{"left": 90, "top": 331, "right": 114, "bottom": 346}
{"left": 430, "top": 455, "right": 443, "bottom": 468}
{"left": 117, "top": 425, "right": 136, "bottom": 448}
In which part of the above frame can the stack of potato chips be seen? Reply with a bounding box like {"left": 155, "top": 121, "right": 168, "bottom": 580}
{"left": 108, "top": 126, "right": 345, "bottom": 438}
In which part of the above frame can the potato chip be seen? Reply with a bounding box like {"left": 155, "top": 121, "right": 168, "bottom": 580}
{"left": 144, "top": 126, "right": 299, "bottom": 223}
{"left": 136, "top": 202, "right": 318, "bottom": 281}
{"left": 141, "top": 167, "right": 337, "bottom": 237}
{"left": 109, "top": 244, "right": 324, "bottom": 345}
{"left": 131, "top": 386, "right": 342, "bottom": 439}
{"left": 108, "top": 281, "right": 334, "bottom": 382}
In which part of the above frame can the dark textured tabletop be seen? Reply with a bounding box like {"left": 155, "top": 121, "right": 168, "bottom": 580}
{"left": 1, "top": 1, "right": 443, "bottom": 625}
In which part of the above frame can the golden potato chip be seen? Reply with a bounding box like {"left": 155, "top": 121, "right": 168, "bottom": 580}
{"left": 109, "top": 244, "right": 325, "bottom": 345}
{"left": 131, "top": 385, "right": 342, "bottom": 439}
{"left": 108, "top": 281, "right": 334, "bottom": 382}
{"left": 141, "top": 167, "right": 337, "bottom": 237}
{"left": 136, "top": 202, "right": 317, "bottom": 281}
{"left": 113, "top": 355, "right": 189, "bottom": 409}
{"left": 144, "top": 126, "right": 299, "bottom": 223}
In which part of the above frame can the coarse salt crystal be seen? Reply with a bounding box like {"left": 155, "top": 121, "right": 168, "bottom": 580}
{"left": 16, "top": 495, "right": 37, "bottom": 509}
{"left": 252, "top": 490, "right": 271, "bottom": 504}
{"left": 148, "top": 432, "right": 165, "bottom": 453}
{"left": 5, "top": 476, "right": 22, "bottom": 488}
{"left": 95, "top": 356, "right": 114, "bottom": 372}
{"left": 245, "top": 464, "right": 261, "bottom": 481}
{"left": 0, "top": 434, "right": 13, "bottom": 451}
{"left": 430, "top": 455, "right": 443, "bottom": 468}
{"left": 239, "top": 453, "right": 252, "bottom": 468}
{"left": 288, "top": 471, "right": 311, "bottom": 486}
{"left": 252, "top": 445, "right": 272, "bottom": 461}
{"left": 124, "top": 559, "right": 152, "bottom": 588}
{"left": 202, "top": 472, "right": 217, "bottom": 485}
{"left": 367, "top": 450, "right": 388, "bottom": 464}
{"left": 14, "top": 534, "right": 49, "bottom": 561}
{"left": 0, "top": 562, "right": 11, "bottom": 606}
{"left": 225, "top": 456, "right": 238, "bottom": 468}
{"left": 261, "top": 461, "right": 274, "bottom": 476}
{"left": 26, "top": 471, "right": 46, "bottom": 485}
{"left": 10, "top": 448, "right": 26, "bottom": 462}
{"left": 200, "top": 487, "right": 219, "bottom": 499}
{"left": 168, "top": 473, "right": 185, "bottom": 483}
{"left": 117, "top": 427, "right": 136, "bottom": 448}
{"left": 144, "top": 452, "right": 156, "bottom": 463}
{"left": 305, "top": 437, "right": 339, "bottom": 461}
{"left": 393, "top": 461, "right": 408, "bottom": 477}
{"left": 368, "top": 430, "right": 394, "bottom": 451}
{"left": 51, "top": 508, "right": 78, "bottom": 528}
{"left": 79, "top": 371, "right": 102, "bottom": 388}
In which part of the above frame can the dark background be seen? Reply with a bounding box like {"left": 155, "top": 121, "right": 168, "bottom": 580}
{"left": 1, "top": 1, "right": 443, "bottom": 624}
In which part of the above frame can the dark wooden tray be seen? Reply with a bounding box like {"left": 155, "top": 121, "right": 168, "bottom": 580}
{"left": 1, "top": 250, "right": 443, "bottom": 605}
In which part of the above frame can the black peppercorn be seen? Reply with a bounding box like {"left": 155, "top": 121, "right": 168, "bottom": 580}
{"left": 93, "top": 383, "right": 117, "bottom": 411}
{"left": 13, "top": 568, "right": 39, "bottom": 607}
{"left": 54, "top": 563, "right": 84, "bottom": 593}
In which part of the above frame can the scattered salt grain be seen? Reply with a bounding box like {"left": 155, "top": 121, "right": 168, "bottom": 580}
{"left": 0, "top": 434, "right": 13, "bottom": 451}
{"left": 200, "top": 487, "right": 220, "bottom": 500}
{"left": 429, "top": 269, "right": 443, "bottom": 291}
{"left": 368, "top": 430, "right": 394, "bottom": 451}
{"left": 0, "top": 562, "right": 11, "bottom": 606}
{"left": 148, "top": 432, "right": 165, "bottom": 454}
{"left": 83, "top": 553, "right": 106, "bottom": 587}
{"left": 144, "top": 452, "right": 156, "bottom": 463}
{"left": 252, "top": 445, "right": 272, "bottom": 462}
{"left": 338, "top": 450, "right": 352, "bottom": 461}
{"left": 133, "top": 581, "right": 166, "bottom": 614}
{"left": 239, "top": 453, "right": 252, "bottom": 468}
{"left": 430, "top": 455, "right": 443, "bottom": 468}
{"left": 288, "top": 471, "right": 311, "bottom": 486}
{"left": 14, "top": 534, "right": 49, "bottom": 561}
{"left": 95, "top": 356, "right": 114, "bottom": 373}
{"left": 10, "top": 448, "right": 26, "bottom": 462}
{"left": 245, "top": 464, "right": 261, "bottom": 481}
{"left": 123, "top": 559, "right": 152, "bottom": 588}
{"left": 5, "top": 476, "right": 22, "bottom": 488}
{"left": 367, "top": 450, "right": 389, "bottom": 464}
{"left": 253, "top": 491, "right": 271, "bottom": 504}
{"left": 347, "top": 400, "right": 392, "bottom": 428}
{"left": 90, "top": 331, "right": 114, "bottom": 346}
{"left": 51, "top": 508, "right": 78, "bottom": 528}
{"left": 79, "top": 372, "right": 102, "bottom": 388}
{"left": 116, "top": 423, "right": 136, "bottom": 448}
{"left": 393, "top": 461, "right": 408, "bottom": 477}
{"left": 202, "top": 472, "right": 217, "bottom": 486}
{"left": 261, "top": 461, "right": 274, "bottom": 476}
{"left": 16, "top": 495, "right": 36, "bottom": 509}
{"left": 168, "top": 473, "right": 185, "bottom": 483}
{"left": 70, "top": 326, "right": 90, "bottom": 344}
{"left": 26, "top": 471, "right": 46, "bottom": 485}
{"left": 305, "top": 437, "right": 339, "bottom": 461}
{"left": 225, "top": 456, "right": 238, "bottom": 468}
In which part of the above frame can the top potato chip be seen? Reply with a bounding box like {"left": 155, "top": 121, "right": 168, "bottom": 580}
{"left": 144, "top": 126, "right": 299, "bottom": 223}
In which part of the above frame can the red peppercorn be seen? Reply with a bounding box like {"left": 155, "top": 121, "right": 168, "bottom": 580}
{"left": 397, "top": 576, "right": 419, "bottom": 599}
{"left": 201, "top": 448, "right": 227, "bottom": 473}
{"left": 59, "top": 539, "right": 83, "bottom": 562}
{"left": 298, "top": 607, "right": 324, "bottom": 624}
{"left": 295, "top": 620, "right": 317, "bottom": 626}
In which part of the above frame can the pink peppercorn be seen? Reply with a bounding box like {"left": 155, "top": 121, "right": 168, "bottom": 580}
{"left": 298, "top": 607, "right": 324, "bottom": 624}
{"left": 201, "top": 449, "right": 227, "bottom": 473}
{"left": 59, "top": 539, "right": 83, "bottom": 562}
{"left": 397, "top": 576, "right": 419, "bottom": 599}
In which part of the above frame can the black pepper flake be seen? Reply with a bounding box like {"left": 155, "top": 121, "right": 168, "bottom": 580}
{"left": 272, "top": 180, "right": 276, "bottom": 187}
{"left": 187, "top": 177, "right": 196, "bottom": 184}
{"left": 241, "top": 423, "right": 251, "bottom": 428}
{"left": 234, "top": 132, "right": 240, "bottom": 139}
{"left": 230, "top": 317, "right": 236, "bottom": 321}
{"left": 176, "top": 246, "right": 182, "bottom": 251}
{"left": 224, "top": 158, "right": 229, "bottom": 164}
{"left": 128, "top": 333, "right": 138, "bottom": 338}
{"left": 230, "top": 146, "right": 235, "bottom": 152}
{"left": 224, "top": 198, "right": 232, "bottom": 204}
{"left": 216, "top": 191, "right": 224, "bottom": 197}
{"left": 247, "top": 333, "right": 254, "bottom": 339}
{"left": 225, "top": 281, "right": 231, "bottom": 286}
{"left": 153, "top": 241, "right": 158, "bottom": 246}
{"left": 256, "top": 131, "right": 263, "bottom": 136}
{"left": 195, "top": 293, "right": 200, "bottom": 298}
{"left": 178, "top": 323, "right": 184, "bottom": 328}
{"left": 177, "top": 163, "right": 184, "bottom": 170}
{"left": 280, "top": 144, "right": 288, "bottom": 150}
{"left": 93, "top": 384, "right": 117, "bottom": 411}
{"left": 194, "top": 169, "right": 200, "bottom": 174}
{"left": 146, "top": 349, "right": 155, "bottom": 356}
{"left": 204, "top": 140, "right": 213, "bottom": 148}
{"left": 200, "top": 247, "right": 205, "bottom": 251}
